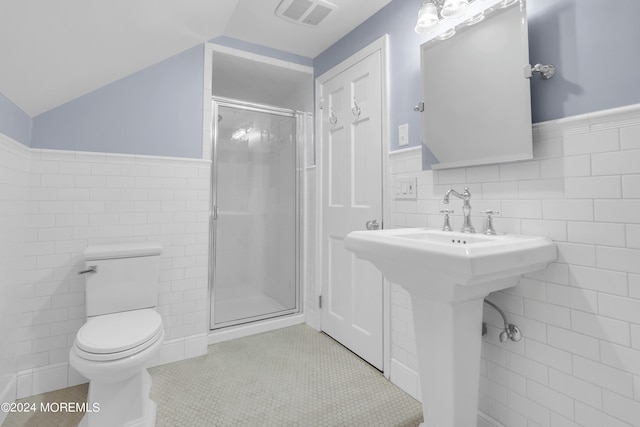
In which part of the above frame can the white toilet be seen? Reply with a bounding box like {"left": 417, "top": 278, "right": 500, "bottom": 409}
{"left": 69, "top": 242, "right": 164, "bottom": 427}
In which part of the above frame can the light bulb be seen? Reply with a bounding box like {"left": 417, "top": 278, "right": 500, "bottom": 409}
{"left": 440, "top": 0, "right": 470, "bottom": 19}
{"left": 415, "top": 1, "right": 440, "bottom": 34}
{"left": 499, "top": 0, "right": 519, "bottom": 8}
{"left": 436, "top": 28, "right": 456, "bottom": 40}
{"left": 464, "top": 12, "right": 485, "bottom": 26}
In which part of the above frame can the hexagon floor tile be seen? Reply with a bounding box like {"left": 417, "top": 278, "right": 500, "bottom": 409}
{"left": 3, "top": 324, "right": 423, "bottom": 426}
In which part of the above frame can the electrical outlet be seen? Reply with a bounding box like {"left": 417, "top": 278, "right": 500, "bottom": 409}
{"left": 394, "top": 177, "right": 417, "bottom": 200}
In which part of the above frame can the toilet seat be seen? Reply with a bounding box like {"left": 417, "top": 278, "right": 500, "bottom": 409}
{"left": 74, "top": 309, "right": 163, "bottom": 362}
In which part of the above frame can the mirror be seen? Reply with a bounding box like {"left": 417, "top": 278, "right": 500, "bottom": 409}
{"left": 420, "top": 0, "right": 532, "bottom": 170}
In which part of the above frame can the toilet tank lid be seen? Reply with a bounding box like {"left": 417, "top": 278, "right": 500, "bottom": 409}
{"left": 84, "top": 242, "right": 163, "bottom": 260}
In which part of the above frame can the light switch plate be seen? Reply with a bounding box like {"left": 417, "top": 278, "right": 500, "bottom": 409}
{"left": 399, "top": 123, "right": 409, "bottom": 147}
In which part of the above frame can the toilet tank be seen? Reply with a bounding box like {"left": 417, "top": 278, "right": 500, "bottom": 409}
{"left": 82, "top": 243, "right": 163, "bottom": 317}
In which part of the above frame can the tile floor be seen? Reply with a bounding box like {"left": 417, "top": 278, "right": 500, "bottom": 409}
{"left": 2, "top": 325, "right": 423, "bottom": 426}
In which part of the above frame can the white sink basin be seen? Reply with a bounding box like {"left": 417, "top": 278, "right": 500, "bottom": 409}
{"left": 345, "top": 228, "right": 556, "bottom": 301}
{"left": 345, "top": 227, "right": 556, "bottom": 427}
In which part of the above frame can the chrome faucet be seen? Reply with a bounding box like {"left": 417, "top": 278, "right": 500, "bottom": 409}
{"left": 443, "top": 187, "right": 475, "bottom": 233}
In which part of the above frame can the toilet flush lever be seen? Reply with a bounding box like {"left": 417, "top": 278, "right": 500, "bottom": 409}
{"left": 78, "top": 266, "right": 98, "bottom": 275}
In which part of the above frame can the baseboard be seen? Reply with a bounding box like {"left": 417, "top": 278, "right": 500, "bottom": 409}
{"left": 15, "top": 333, "right": 209, "bottom": 399}
{"left": 16, "top": 362, "right": 70, "bottom": 399}
{"left": 478, "top": 410, "right": 505, "bottom": 427}
{"left": 208, "top": 313, "right": 305, "bottom": 345}
{"left": 150, "top": 333, "right": 209, "bottom": 367}
{"left": 389, "top": 358, "right": 421, "bottom": 401}
{"left": 0, "top": 375, "right": 17, "bottom": 424}
{"left": 304, "top": 307, "right": 321, "bottom": 331}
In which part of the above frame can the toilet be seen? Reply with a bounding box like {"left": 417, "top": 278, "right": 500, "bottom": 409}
{"left": 69, "top": 242, "right": 164, "bottom": 427}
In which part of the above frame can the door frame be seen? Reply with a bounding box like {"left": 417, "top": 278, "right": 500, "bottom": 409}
{"left": 314, "top": 35, "right": 391, "bottom": 377}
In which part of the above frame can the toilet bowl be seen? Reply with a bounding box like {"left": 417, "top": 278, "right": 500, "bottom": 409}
{"left": 69, "top": 243, "right": 164, "bottom": 427}
{"left": 70, "top": 309, "right": 163, "bottom": 427}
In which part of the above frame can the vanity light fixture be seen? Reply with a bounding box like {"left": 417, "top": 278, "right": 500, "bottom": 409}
{"left": 415, "top": 0, "right": 470, "bottom": 33}
{"left": 415, "top": 0, "right": 518, "bottom": 34}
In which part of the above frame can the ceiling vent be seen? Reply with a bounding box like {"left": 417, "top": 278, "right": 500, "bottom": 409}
{"left": 275, "top": 0, "right": 338, "bottom": 27}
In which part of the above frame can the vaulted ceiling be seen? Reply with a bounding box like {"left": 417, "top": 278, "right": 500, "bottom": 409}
{"left": 0, "top": 0, "right": 391, "bottom": 117}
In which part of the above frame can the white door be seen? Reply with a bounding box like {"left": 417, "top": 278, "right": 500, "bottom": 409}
{"left": 319, "top": 48, "right": 384, "bottom": 370}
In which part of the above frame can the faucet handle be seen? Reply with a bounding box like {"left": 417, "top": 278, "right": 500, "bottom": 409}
{"left": 439, "top": 209, "right": 454, "bottom": 231}
{"left": 480, "top": 210, "right": 500, "bottom": 235}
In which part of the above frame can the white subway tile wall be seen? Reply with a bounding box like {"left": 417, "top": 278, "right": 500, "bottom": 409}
{"left": 3, "top": 103, "right": 640, "bottom": 425}
{"left": 7, "top": 146, "right": 211, "bottom": 396}
{"left": 389, "top": 107, "right": 640, "bottom": 426}
{"left": 0, "top": 134, "right": 31, "bottom": 421}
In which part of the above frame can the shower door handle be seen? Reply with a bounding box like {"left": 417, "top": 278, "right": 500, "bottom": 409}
{"left": 365, "top": 219, "right": 380, "bottom": 230}
{"left": 212, "top": 205, "right": 218, "bottom": 220}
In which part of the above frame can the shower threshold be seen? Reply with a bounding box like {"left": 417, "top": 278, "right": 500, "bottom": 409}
{"left": 208, "top": 312, "right": 305, "bottom": 345}
{"left": 214, "top": 293, "right": 297, "bottom": 328}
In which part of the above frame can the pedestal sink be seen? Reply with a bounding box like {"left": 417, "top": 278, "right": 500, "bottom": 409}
{"left": 345, "top": 228, "right": 556, "bottom": 427}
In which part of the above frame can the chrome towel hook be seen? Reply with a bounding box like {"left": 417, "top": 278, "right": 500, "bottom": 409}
{"left": 351, "top": 97, "right": 361, "bottom": 118}
{"left": 329, "top": 108, "right": 338, "bottom": 126}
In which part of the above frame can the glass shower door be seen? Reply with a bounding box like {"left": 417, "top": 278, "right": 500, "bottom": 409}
{"left": 210, "top": 99, "right": 299, "bottom": 329}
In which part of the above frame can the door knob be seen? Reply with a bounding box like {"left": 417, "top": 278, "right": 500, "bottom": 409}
{"left": 365, "top": 220, "right": 380, "bottom": 230}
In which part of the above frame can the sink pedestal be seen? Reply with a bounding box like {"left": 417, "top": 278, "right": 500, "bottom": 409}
{"left": 343, "top": 228, "right": 556, "bottom": 427}
{"left": 410, "top": 294, "right": 491, "bottom": 427}
{"left": 402, "top": 275, "right": 519, "bottom": 427}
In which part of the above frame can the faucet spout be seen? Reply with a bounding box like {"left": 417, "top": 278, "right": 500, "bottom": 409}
{"left": 443, "top": 188, "right": 465, "bottom": 204}
{"left": 443, "top": 188, "right": 475, "bottom": 233}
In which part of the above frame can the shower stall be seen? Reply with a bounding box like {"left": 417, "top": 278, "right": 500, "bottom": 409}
{"left": 210, "top": 98, "right": 301, "bottom": 330}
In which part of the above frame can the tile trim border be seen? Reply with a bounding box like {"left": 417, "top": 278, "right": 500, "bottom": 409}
{"left": 389, "top": 145, "right": 422, "bottom": 161}
{"left": 390, "top": 104, "right": 640, "bottom": 162}
{"left": 533, "top": 103, "right": 640, "bottom": 139}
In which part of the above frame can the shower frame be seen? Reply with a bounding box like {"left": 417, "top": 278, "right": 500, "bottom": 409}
{"left": 208, "top": 97, "right": 303, "bottom": 330}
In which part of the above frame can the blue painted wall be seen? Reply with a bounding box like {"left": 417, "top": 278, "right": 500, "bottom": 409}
{"left": 528, "top": 0, "right": 640, "bottom": 122}
{"left": 15, "top": 0, "right": 640, "bottom": 158}
{"left": 314, "top": 0, "right": 429, "bottom": 157}
{"left": 29, "top": 39, "right": 312, "bottom": 159}
{"left": 0, "top": 93, "right": 32, "bottom": 147}
{"left": 32, "top": 45, "right": 205, "bottom": 158}
{"left": 315, "top": 0, "right": 640, "bottom": 154}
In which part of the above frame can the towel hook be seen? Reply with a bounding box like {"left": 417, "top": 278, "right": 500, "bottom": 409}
{"left": 351, "top": 97, "right": 361, "bottom": 118}
{"left": 329, "top": 108, "right": 338, "bottom": 126}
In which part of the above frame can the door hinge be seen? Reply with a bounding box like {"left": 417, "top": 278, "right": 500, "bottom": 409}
{"left": 318, "top": 295, "right": 322, "bottom": 309}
